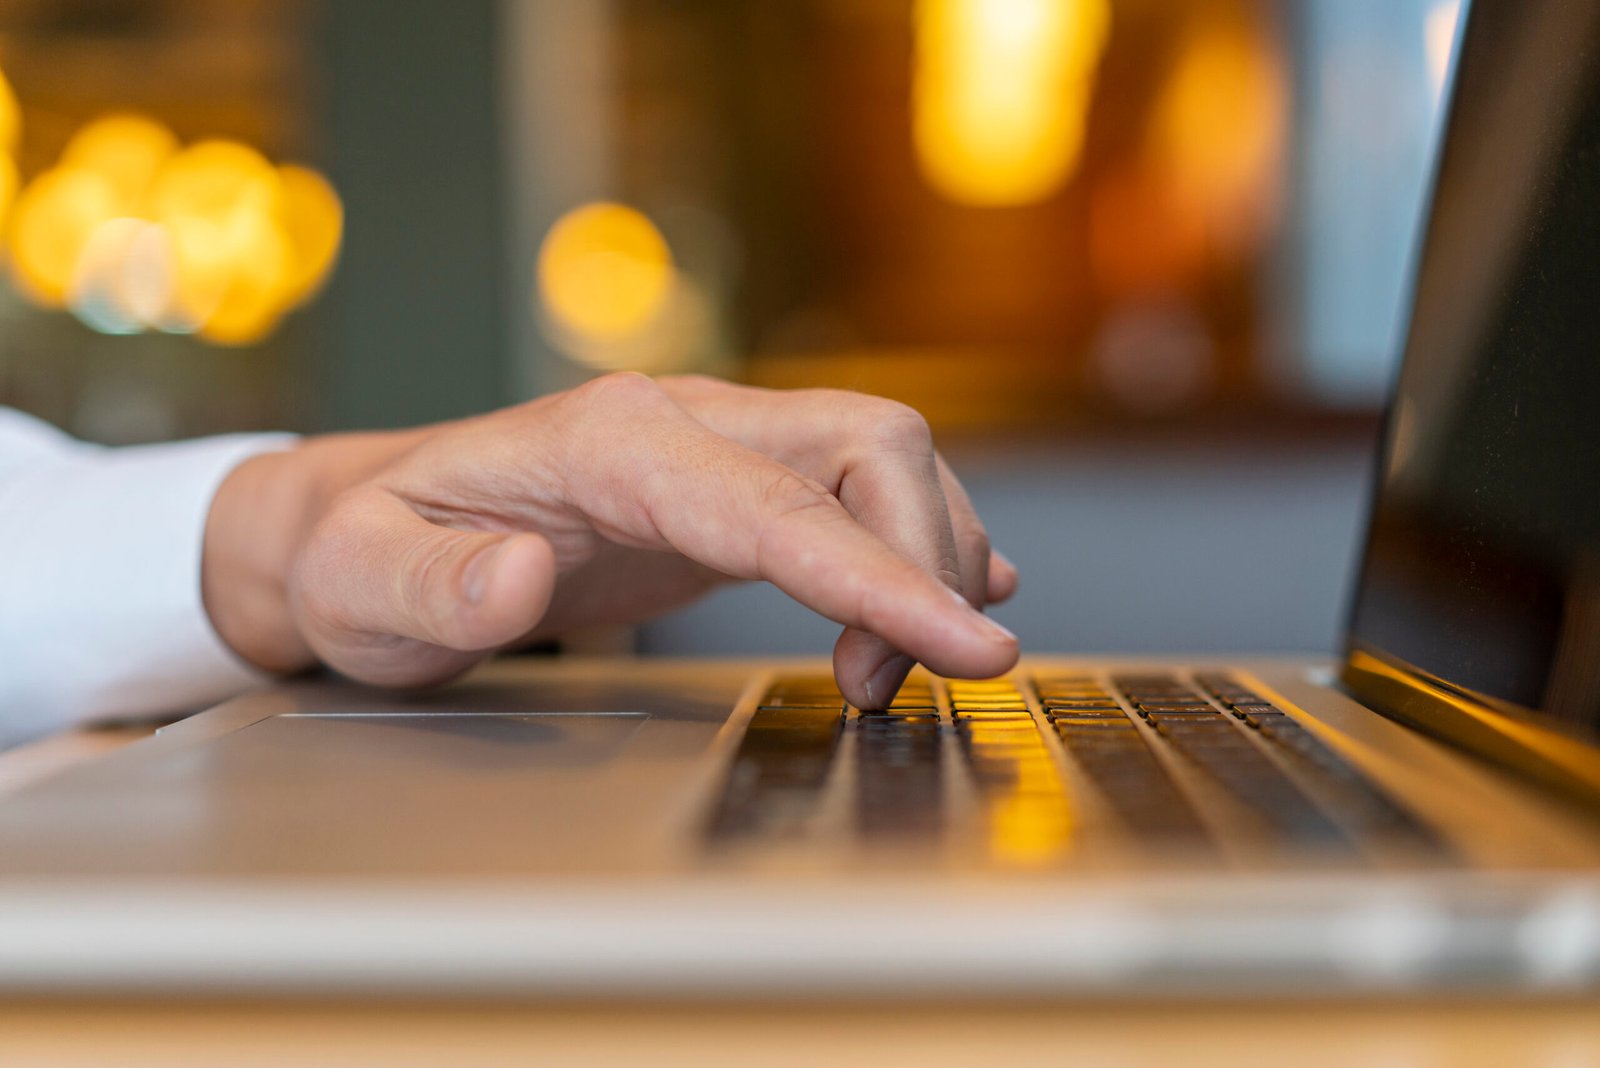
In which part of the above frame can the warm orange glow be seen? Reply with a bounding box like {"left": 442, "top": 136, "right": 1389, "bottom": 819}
{"left": 7, "top": 167, "right": 121, "bottom": 307}
{"left": 146, "top": 139, "right": 280, "bottom": 227}
{"left": 195, "top": 209, "right": 294, "bottom": 347}
{"left": 913, "top": 0, "right": 1111, "bottom": 207}
{"left": 4, "top": 115, "right": 344, "bottom": 344}
{"left": 538, "top": 201, "right": 675, "bottom": 358}
{"left": 277, "top": 163, "right": 344, "bottom": 303}
{"left": 987, "top": 789, "right": 1075, "bottom": 866}
{"left": 1146, "top": 19, "right": 1288, "bottom": 254}
{"left": 146, "top": 140, "right": 292, "bottom": 342}
{"left": 69, "top": 217, "right": 169, "bottom": 335}
{"left": 60, "top": 113, "right": 178, "bottom": 212}
{"left": 0, "top": 66, "right": 19, "bottom": 153}
{"left": 0, "top": 154, "right": 16, "bottom": 237}
{"left": 155, "top": 215, "right": 231, "bottom": 332}
{"left": 961, "top": 713, "right": 1075, "bottom": 866}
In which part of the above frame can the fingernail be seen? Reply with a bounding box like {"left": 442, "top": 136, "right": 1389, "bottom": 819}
{"left": 947, "top": 582, "right": 1015, "bottom": 643}
{"left": 862, "top": 653, "right": 914, "bottom": 710}
{"left": 463, "top": 538, "right": 512, "bottom": 605}
{"left": 977, "top": 614, "right": 1017, "bottom": 644}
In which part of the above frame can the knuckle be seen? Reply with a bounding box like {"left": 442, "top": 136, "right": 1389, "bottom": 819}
{"left": 761, "top": 469, "right": 839, "bottom": 519}
{"left": 857, "top": 397, "right": 933, "bottom": 450}
{"left": 659, "top": 372, "right": 720, "bottom": 393}
{"left": 960, "top": 525, "right": 991, "bottom": 564}
{"left": 574, "top": 370, "right": 664, "bottom": 411}
{"left": 561, "top": 373, "right": 673, "bottom": 488}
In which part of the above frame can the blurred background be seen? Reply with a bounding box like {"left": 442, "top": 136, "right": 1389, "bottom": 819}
{"left": 0, "top": 0, "right": 1461, "bottom": 657}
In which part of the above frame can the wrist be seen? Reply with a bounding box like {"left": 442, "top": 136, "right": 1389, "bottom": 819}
{"left": 202, "top": 429, "right": 425, "bottom": 674}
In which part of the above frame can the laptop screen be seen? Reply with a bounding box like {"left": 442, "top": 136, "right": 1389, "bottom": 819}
{"left": 1345, "top": 0, "right": 1600, "bottom": 733}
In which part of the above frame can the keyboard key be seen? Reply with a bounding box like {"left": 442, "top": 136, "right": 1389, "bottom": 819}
{"left": 709, "top": 706, "right": 843, "bottom": 840}
{"left": 856, "top": 715, "right": 944, "bottom": 840}
{"left": 947, "top": 683, "right": 1023, "bottom": 697}
{"left": 764, "top": 675, "right": 842, "bottom": 693}
{"left": 954, "top": 714, "right": 1074, "bottom": 863}
{"left": 953, "top": 714, "right": 1037, "bottom": 728}
{"left": 857, "top": 708, "right": 939, "bottom": 720}
{"left": 1036, "top": 682, "right": 1112, "bottom": 695}
{"left": 757, "top": 700, "right": 847, "bottom": 711}
{"left": 1150, "top": 717, "right": 1352, "bottom": 849}
{"left": 1053, "top": 719, "right": 1212, "bottom": 846}
{"left": 1111, "top": 674, "right": 1181, "bottom": 686}
{"left": 758, "top": 676, "right": 847, "bottom": 710}
{"left": 1242, "top": 715, "right": 1448, "bottom": 854}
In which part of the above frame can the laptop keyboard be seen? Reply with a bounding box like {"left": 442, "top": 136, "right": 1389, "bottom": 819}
{"left": 709, "top": 670, "right": 1447, "bottom": 864}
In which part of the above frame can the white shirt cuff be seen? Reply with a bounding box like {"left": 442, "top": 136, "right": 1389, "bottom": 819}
{"left": 0, "top": 431, "right": 297, "bottom": 745}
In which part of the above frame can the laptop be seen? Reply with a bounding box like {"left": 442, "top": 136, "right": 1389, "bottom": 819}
{"left": 0, "top": 0, "right": 1597, "bottom": 997}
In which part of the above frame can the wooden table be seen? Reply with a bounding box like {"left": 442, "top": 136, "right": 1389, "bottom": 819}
{"left": 2, "top": 724, "right": 1597, "bottom": 1067}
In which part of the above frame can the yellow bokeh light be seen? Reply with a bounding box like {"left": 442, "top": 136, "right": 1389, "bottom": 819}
{"left": 7, "top": 167, "right": 121, "bottom": 307}
{"left": 147, "top": 139, "right": 279, "bottom": 228}
{"left": 5, "top": 112, "right": 341, "bottom": 345}
{"left": 146, "top": 139, "right": 295, "bottom": 343}
{"left": 61, "top": 113, "right": 178, "bottom": 212}
{"left": 1146, "top": 20, "right": 1288, "bottom": 251}
{"left": 0, "top": 153, "right": 17, "bottom": 237}
{"left": 538, "top": 201, "right": 675, "bottom": 343}
{"left": 0, "top": 66, "right": 20, "bottom": 153}
{"left": 69, "top": 217, "right": 166, "bottom": 335}
{"left": 276, "top": 163, "right": 343, "bottom": 303}
{"left": 913, "top": 0, "right": 1111, "bottom": 207}
{"left": 196, "top": 208, "right": 293, "bottom": 347}
{"left": 157, "top": 214, "right": 232, "bottom": 332}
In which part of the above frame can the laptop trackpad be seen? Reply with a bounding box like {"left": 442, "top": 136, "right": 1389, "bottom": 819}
{"left": 269, "top": 712, "right": 649, "bottom": 770}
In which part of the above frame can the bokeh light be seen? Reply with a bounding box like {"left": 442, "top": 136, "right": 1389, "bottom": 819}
{"left": 1147, "top": 16, "right": 1288, "bottom": 255}
{"left": 537, "top": 201, "right": 689, "bottom": 370}
{"left": 8, "top": 167, "right": 121, "bottom": 307}
{"left": 539, "top": 201, "right": 674, "bottom": 340}
{"left": 277, "top": 164, "right": 344, "bottom": 305}
{"left": 69, "top": 217, "right": 169, "bottom": 335}
{"left": 0, "top": 65, "right": 18, "bottom": 250}
{"left": 60, "top": 113, "right": 178, "bottom": 211}
{"left": 1, "top": 106, "right": 342, "bottom": 346}
{"left": 913, "top": 0, "right": 1111, "bottom": 207}
{"left": 0, "top": 154, "right": 17, "bottom": 238}
{"left": 0, "top": 66, "right": 19, "bottom": 154}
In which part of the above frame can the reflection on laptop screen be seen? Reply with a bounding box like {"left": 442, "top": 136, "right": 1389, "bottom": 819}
{"left": 1347, "top": 0, "right": 1600, "bottom": 732}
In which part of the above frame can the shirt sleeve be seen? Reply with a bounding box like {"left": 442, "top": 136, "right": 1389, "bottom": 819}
{"left": 0, "top": 408, "right": 298, "bottom": 747}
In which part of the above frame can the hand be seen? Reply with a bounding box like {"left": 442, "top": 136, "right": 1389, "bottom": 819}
{"left": 203, "top": 373, "right": 1019, "bottom": 708}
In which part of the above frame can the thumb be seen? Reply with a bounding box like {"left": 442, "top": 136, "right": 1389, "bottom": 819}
{"left": 294, "top": 490, "right": 558, "bottom": 675}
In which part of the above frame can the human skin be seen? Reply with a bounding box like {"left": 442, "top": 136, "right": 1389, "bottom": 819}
{"left": 201, "top": 373, "right": 1019, "bottom": 709}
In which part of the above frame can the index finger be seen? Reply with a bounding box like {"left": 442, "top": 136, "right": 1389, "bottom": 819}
{"left": 568, "top": 379, "right": 1018, "bottom": 697}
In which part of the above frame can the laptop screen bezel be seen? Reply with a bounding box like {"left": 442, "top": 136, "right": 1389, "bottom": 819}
{"left": 1335, "top": 0, "right": 1600, "bottom": 807}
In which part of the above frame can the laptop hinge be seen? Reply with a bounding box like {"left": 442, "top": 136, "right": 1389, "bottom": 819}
{"left": 1342, "top": 647, "right": 1600, "bottom": 814}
